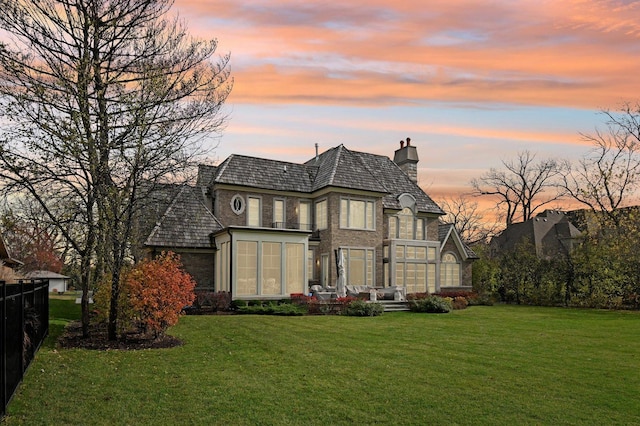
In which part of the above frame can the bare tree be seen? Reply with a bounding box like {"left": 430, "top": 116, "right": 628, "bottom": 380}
{"left": 471, "top": 151, "right": 565, "bottom": 226}
{"left": 438, "top": 194, "right": 499, "bottom": 245}
{"left": 562, "top": 104, "right": 640, "bottom": 228}
{"left": 0, "top": 0, "right": 232, "bottom": 339}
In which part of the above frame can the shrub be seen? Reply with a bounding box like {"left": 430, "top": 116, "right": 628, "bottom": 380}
{"left": 344, "top": 300, "right": 384, "bottom": 317}
{"left": 408, "top": 296, "right": 452, "bottom": 313}
{"left": 236, "top": 303, "right": 306, "bottom": 316}
{"left": 451, "top": 296, "right": 469, "bottom": 310}
{"left": 125, "top": 251, "right": 196, "bottom": 337}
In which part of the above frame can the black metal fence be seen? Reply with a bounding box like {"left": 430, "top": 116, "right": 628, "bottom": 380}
{"left": 1, "top": 279, "right": 49, "bottom": 417}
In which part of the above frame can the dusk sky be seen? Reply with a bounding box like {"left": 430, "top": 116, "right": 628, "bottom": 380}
{"left": 169, "top": 0, "right": 640, "bottom": 200}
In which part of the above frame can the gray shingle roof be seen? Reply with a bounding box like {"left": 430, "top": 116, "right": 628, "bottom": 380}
{"left": 210, "top": 145, "right": 443, "bottom": 215}
{"left": 145, "top": 186, "right": 223, "bottom": 248}
{"left": 352, "top": 150, "right": 443, "bottom": 214}
{"left": 214, "top": 154, "right": 316, "bottom": 192}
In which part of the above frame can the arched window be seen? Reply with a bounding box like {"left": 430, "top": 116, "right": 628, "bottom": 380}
{"left": 440, "top": 252, "right": 461, "bottom": 287}
{"left": 398, "top": 208, "right": 413, "bottom": 239}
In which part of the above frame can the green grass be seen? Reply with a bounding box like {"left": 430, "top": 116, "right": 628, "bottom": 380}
{"left": 4, "top": 304, "right": 640, "bottom": 425}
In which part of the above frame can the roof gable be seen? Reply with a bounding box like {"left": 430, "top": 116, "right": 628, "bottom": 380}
{"left": 439, "top": 224, "right": 478, "bottom": 260}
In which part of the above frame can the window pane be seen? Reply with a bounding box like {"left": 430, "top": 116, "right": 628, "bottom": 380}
{"left": 348, "top": 249, "right": 365, "bottom": 285}
{"left": 416, "top": 219, "right": 424, "bottom": 240}
{"left": 340, "top": 199, "right": 348, "bottom": 228}
{"left": 316, "top": 200, "right": 327, "bottom": 230}
{"left": 299, "top": 202, "right": 311, "bottom": 230}
{"left": 286, "top": 243, "right": 304, "bottom": 295}
{"left": 396, "top": 264, "right": 404, "bottom": 287}
{"left": 388, "top": 216, "right": 397, "bottom": 239}
{"left": 398, "top": 208, "right": 413, "bottom": 239}
{"left": 366, "top": 202, "right": 374, "bottom": 229}
{"left": 396, "top": 245, "right": 405, "bottom": 259}
{"left": 350, "top": 200, "right": 365, "bottom": 228}
{"left": 274, "top": 200, "right": 284, "bottom": 227}
{"left": 262, "top": 242, "right": 281, "bottom": 295}
{"left": 237, "top": 241, "right": 257, "bottom": 296}
{"left": 415, "top": 264, "right": 427, "bottom": 293}
{"left": 406, "top": 263, "right": 416, "bottom": 293}
{"left": 415, "top": 247, "right": 426, "bottom": 259}
{"left": 248, "top": 197, "right": 260, "bottom": 227}
{"left": 307, "top": 249, "right": 314, "bottom": 280}
{"left": 406, "top": 246, "right": 416, "bottom": 259}
{"left": 366, "top": 250, "right": 373, "bottom": 285}
{"left": 427, "top": 264, "right": 436, "bottom": 293}
{"left": 427, "top": 247, "right": 437, "bottom": 261}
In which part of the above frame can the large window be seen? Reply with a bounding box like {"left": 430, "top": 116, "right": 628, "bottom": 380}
{"left": 344, "top": 248, "right": 375, "bottom": 286}
{"left": 247, "top": 196, "right": 261, "bottom": 227}
{"left": 389, "top": 208, "right": 425, "bottom": 240}
{"left": 262, "top": 242, "right": 281, "bottom": 295}
{"left": 440, "top": 253, "right": 461, "bottom": 287}
{"left": 237, "top": 241, "right": 258, "bottom": 296}
{"left": 394, "top": 242, "right": 438, "bottom": 294}
{"left": 234, "top": 236, "right": 307, "bottom": 298}
{"left": 273, "top": 199, "right": 285, "bottom": 228}
{"left": 315, "top": 199, "right": 327, "bottom": 230}
{"left": 340, "top": 198, "right": 375, "bottom": 230}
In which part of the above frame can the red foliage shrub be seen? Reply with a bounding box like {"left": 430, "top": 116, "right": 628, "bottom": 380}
{"left": 125, "top": 251, "right": 196, "bottom": 337}
{"left": 451, "top": 296, "right": 469, "bottom": 310}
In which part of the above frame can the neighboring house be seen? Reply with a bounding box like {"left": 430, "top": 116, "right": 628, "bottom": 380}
{"left": 491, "top": 210, "right": 582, "bottom": 259}
{"left": 0, "top": 233, "right": 23, "bottom": 281}
{"left": 24, "top": 270, "right": 70, "bottom": 293}
{"left": 143, "top": 140, "right": 477, "bottom": 300}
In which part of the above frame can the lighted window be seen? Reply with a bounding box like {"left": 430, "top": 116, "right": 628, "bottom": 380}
{"left": 441, "top": 253, "right": 461, "bottom": 287}
{"left": 344, "top": 248, "right": 374, "bottom": 286}
{"left": 262, "top": 242, "right": 281, "bottom": 295}
{"left": 299, "top": 201, "right": 312, "bottom": 230}
{"left": 315, "top": 199, "right": 327, "bottom": 230}
{"left": 286, "top": 243, "right": 305, "bottom": 295}
{"left": 398, "top": 208, "right": 414, "bottom": 239}
{"left": 341, "top": 198, "right": 374, "bottom": 229}
{"left": 307, "top": 249, "right": 314, "bottom": 280}
{"left": 388, "top": 216, "right": 397, "bottom": 239}
{"left": 273, "top": 199, "right": 285, "bottom": 228}
{"left": 237, "top": 241, "right": 258, "bottom": 296}
{"left": 416, "top": 218, "right": 424, "bottom": 240}
{"left": 247, "top": 197, "right": 261, "bottom": 227}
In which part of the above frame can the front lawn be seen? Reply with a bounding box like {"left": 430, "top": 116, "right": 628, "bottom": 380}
{"left": 3, "top": 304, "right": 640, "bottom": 425}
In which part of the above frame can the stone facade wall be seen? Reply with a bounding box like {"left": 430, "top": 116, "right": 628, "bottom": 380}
{"left": 147, "top": 247, "right": 215, "bottom": 290}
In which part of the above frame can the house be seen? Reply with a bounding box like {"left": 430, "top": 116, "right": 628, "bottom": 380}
{"left": 0, "top": 233, "right": 23, "bottom": 281}
{"left": 491, "top": 210, "right": 582, "bottom": 259}
{"left": 143, "top": 140, "right": 477, "bottom": 300}
{"left": 24, "top": 270, "right": 70, "bottom": 293}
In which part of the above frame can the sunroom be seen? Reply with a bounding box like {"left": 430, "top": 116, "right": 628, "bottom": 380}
{"left": 214, "top": 227, "right": 311, "bottom": 300}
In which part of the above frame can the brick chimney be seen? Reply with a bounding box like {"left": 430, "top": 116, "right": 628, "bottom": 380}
{"left": 393, "top": 137, "right": 419, "bottom": 183}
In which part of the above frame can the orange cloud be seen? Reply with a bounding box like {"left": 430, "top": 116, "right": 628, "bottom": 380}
{"left": 172, "top": 0, "right": 640, "bottom": 110}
